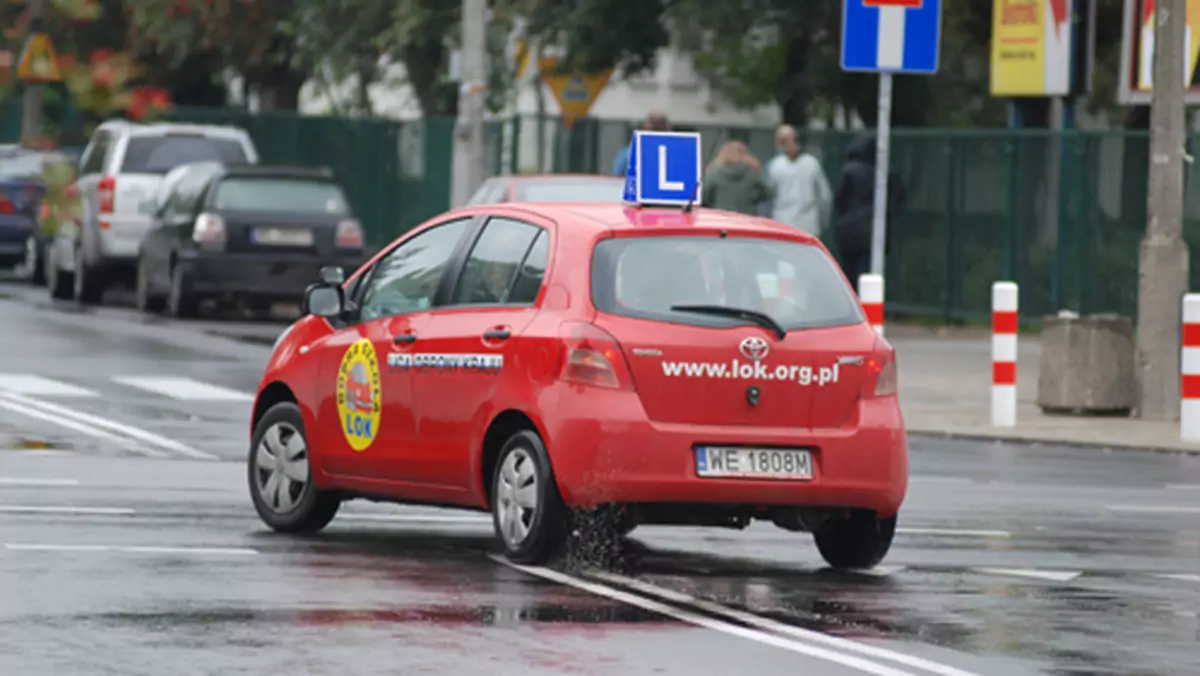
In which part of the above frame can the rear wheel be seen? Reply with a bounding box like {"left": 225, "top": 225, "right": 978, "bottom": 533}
{"left": 73, "top": 243, "right": 105, "bottom": 305}
{"left": 135, "top": 256, "right": 165, "bottom": 314}
{"left": 492, "top": 430, "right": 568, "bottom": 564}
{"left": 248, "top": 402, "right": 340, "bottom": 533}
{"left": 813, "top": 511, "right": 896, "bottom": 570}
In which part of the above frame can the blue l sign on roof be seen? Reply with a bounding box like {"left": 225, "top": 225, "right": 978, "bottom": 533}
{"left": 841, "top": 0, "right": 941, "bottom": 74}
{"left": 622, "top": 131, "right": 702, "bottom": 207}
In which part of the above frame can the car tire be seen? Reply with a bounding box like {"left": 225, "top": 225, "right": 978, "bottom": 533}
{"left": 248, "top": 401, "right": 340, "bottom": 533}
{"left": 135, "top": 256, "right": 165, "bottom": 314}
{"left": 73, "top": 243, "right": 105, "bottom": 305}
{"left": 46, "top": 244, "right": 73, "bottom": 301}
{"left": 167, "top": 264, "right": 200, "bottom": 318}
{"left": 812, "top": 511, "right": 897, "bottom": 570}
{"left": 491, "top": 429, "right": 568, "bottom": 564}
{"left": 23, "top": 235, "right": 45, "bottom": 286}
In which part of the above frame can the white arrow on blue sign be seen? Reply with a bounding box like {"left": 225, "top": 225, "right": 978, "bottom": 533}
{"left": 840, "top": 0, "right": 941, "bottom": 74}
{"left": 622, "top": 131, "right": 703, "bottom": 207}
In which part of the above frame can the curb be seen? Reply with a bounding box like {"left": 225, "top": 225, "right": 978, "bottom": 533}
{"left": 907, "top": 429, "right": 1200, "bottom": 457}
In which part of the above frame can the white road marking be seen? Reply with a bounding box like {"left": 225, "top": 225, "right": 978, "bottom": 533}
{"left": 586, "top": 568, "right": 979, "bottom": 676}
{"left": 0, "top": 392, "right": 216, "bottom": 460}
{"left": 3, "top": 543, "right": 256, "bottom": 556}
{"left": 0, "top": 505, "right": 135, "bottom": 515}
{"left": 0, "top": 374, "right": 97, "bottom": 398}
{"left": 113, "top": 376, "right": 253, "bottom": 402}
{"left": 491, "top": 556, "right": 922, "bottom": 676}
{"left": 1106, "top": 505, "right": 1200, "bottom": 514}
{"left": 898, "top": 528, "right": 1011, "bottom": 538}
{"left": 0, "top": 477, "right": 79, "bottom": 486}
{"left": 973, "top": 568, "right": 1082, "bottom": 583}
{"left": 1154, "top": 573, "right": 1200, "bottom": 583}
{"left": 0, "top": 397, "right": 167, "bottom": 458}
{"left": 11, "top": 449, "right": 77, "bottom": 456}
{"left": 1166, "top": 484, "right": 1200, "bottom": 491}
{"left": 849, "top": 565, "right": 906, "bottom": 577}
{"left": 338, "top": 513, "right": 490, "bottom": 524}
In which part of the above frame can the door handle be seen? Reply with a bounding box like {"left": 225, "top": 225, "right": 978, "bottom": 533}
{"left": 482, "top": 328, "right": 511, "bottom": 341}
{"left": 393, "top": 332, "right": 417, "bottom": 344}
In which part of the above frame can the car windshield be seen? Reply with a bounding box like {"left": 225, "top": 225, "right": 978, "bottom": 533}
{"left": 121, "top": 134, "right": 248, "bottom": 174}
{"left": 591, "top": 235, "right": 864, "bottom": 330}
{"left": 0, "top": 151, "right": 63, "bottom": 180}
{"left": 520, "top": 178, "right": 622, "bottom": 202}
{"left": 213, "top": 177, "right": 350, "bottom": 214}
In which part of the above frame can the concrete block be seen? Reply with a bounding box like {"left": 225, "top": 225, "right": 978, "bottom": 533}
{"left": 1037, "top": 314, "right": 1135, "bottom": 415}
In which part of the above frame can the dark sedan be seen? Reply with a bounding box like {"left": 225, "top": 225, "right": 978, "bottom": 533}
{"left": 0, "top": 147, "right": 71, "bottom": 283}
{"left": 135, "top": 162, "right": 366, "bottom": 318}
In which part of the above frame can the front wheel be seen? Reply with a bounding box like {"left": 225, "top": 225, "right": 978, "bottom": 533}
{"left": 248, "top": 402, "right": 340, "bottom": 533}
{"left": 492, "top": 430, "right": 568, "bottom": 564}
{"left": 812, "top": 511, "right": 896, "bottom": 570}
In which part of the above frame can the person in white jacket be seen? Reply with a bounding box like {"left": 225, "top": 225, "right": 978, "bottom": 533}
{"left": 765, "top": 124, "right": 832, "bottom": 238}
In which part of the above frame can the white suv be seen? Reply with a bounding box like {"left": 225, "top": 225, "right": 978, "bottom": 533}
{"left": 46, "top": 120, "right": 259, "bottom": 303}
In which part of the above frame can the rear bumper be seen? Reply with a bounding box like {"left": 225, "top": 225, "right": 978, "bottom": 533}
{"left": 0, "top": 215, "right": 35, "bottom": 264}
{"left": 178, "top": 249, "right": 365, "bottom": 298}
{"left": 541, "top": 388, "right": 908, "bottom": 516}
{"left": 96, "top": 215, "right": 153, "bottom": 262}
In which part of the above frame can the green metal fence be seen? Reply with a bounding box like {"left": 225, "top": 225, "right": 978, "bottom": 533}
{"left": 1, "top": 99, "right": 1194, "bottom": 324}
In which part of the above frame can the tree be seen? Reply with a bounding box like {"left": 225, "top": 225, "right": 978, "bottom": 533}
{"left": 287, "top": 0, "right": 394, "bottom": 115}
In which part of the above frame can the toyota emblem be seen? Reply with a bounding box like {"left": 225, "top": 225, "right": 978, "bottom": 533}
{"left": 739, "top": 336, "right": 769, "bottom": 361}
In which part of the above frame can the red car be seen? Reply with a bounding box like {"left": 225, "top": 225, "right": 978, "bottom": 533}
{"left": 249, "top": 203, "right": 907, "bottom": 569}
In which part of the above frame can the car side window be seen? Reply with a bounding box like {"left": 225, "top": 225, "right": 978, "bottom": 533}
{"left": 80, "top": 132, "right": 110, "bottom": 175}
{"left": 508, "top": 230, "right": 549, "bottom": 304}
{"left": 358, "top": 218, "right": 472, "bottom": 321}
{"left": 451, "top": 217, "right": 542, "bottom": 306}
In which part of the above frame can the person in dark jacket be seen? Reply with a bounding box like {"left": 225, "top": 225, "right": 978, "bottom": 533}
{"left": 833, "top": 134, "right": 905, "bottom": 283}
{"left": 700, "top": 140, "right": 771, "bottom": 216}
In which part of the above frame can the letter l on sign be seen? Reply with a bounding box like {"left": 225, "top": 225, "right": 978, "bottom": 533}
{"left": 658, "top": 145, "right": 683, "bottom": 191}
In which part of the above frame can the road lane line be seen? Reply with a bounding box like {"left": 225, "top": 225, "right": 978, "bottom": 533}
{"left": 1105, "top": 505, "right": 1200, "bottom": 514}
{"left": 972, "top": 568, "right": 1082, "bottom": 583}
{"left": 490, "top": 556, "right": 919, "bottom": 676}
{"left": 3, "top": 543, "right": 256, "bottom": 556}
{"left": 0, "top": 374, "right": 98, "bottom": 398}
{"left": 1166, "top": 484, "right": 1200, "bottom": 491}
{"left": 0, "top": 477, "right": 80, "bottom": 486}
{"left": 112, "top": 376, "right": 254, "bottom": 403}
{"left": 0, "top": 505, "right": 135, "bottom": 515}
{"left": 588, "top": 569, "right": 979, "bottom": 676}
{"left": 898, "top": 528, "right": 1011, "bottom": 538}
{"left": 0, "top": 397, "right": 167, "bottom": 458}
{"left": 1155, "top": 573, "right": 1200, "bottom": 583}
{"left": 0, "top": 392, "right": 217, "bottom": 460}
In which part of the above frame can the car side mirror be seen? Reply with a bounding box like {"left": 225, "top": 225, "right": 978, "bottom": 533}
{"left": 303, "top": 283, "right": 344, "bottom": 319}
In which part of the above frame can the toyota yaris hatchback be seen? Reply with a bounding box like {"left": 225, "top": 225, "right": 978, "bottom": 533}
{"left": 249, "top": 202, "right": 907, "bottom": 569}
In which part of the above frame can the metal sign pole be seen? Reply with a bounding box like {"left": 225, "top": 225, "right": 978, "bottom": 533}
{"left": 869, "top": 71, "right": 892, "bottom": 277}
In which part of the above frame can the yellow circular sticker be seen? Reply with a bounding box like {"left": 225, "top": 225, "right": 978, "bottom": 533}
{"left": 336, "top": 338, "right": 381, "bottom": 452}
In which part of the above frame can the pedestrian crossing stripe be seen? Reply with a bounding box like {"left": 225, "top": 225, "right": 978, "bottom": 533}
{"left": 0, "top": 374, "right": 253, "bottom": 401}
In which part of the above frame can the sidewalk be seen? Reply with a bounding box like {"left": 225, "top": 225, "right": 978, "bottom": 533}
{"left": 892, "top": 328, "right": 1200, "bottom": 454}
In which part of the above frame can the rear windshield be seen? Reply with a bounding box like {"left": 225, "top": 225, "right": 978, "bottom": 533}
{"left": 591, "top": 235, "right": 864, "bottom": 330}
{"left": 121, "top": 135, "right": 248, "bottom": 174}
{"left": 213, "top": 177, "right": 350, "bottom": 214}
{"left": 520, "top": 179, "right": 621, "bottom": 202}
{"left": 0, "top": 151, "right": 64, "bottom": 180}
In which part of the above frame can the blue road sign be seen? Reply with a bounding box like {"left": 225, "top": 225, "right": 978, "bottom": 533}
{"left": 841, "top": 0, "right": 941, "bottom": 74}
{"left": 622, "top": 131, "right": 702, "bottom": 207}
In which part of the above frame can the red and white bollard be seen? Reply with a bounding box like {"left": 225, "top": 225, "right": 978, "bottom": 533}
{"left": 858, "top": 274, "right": 884, "bottom": 336}
{"left": 1183, "top": 294, "right": 1200, "bottom": 441}
{"left": 991, "top": 281, "right": 1018, "bottom": 427}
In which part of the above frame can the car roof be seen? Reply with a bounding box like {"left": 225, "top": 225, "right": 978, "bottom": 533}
{"left": 98, "top": 120, "right": 251, "bottom": 138}
{"left": 464, "top": 203, "right": 819, "bottom": 242}
{"left": 218, "top": 164, "right": 334, "bottom": 180}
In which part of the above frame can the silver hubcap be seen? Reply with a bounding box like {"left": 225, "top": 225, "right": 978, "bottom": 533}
{"left": 495, "top": 447, "right": 539, "bottom": 548}
{"left": 254, "top": 422, "right": 310, "bottom": 514}
{"left": 73, "top": 248, "right": 84, "bottom": 297}
{"left": 23, "top": 236, "right": 36, "bottom": 276}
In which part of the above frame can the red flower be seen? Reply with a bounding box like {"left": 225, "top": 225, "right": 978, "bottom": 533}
{"left": 128, "top": 86, "right": 173, "bottom": 121}
{"left": 58, "top": 53, "right": 77, "bottom": 72}
{"left": 89, "top": 49, "right": 114, "bottom": 65}
{"left": 92, "top": 64, "right": 115, "bottom": 89}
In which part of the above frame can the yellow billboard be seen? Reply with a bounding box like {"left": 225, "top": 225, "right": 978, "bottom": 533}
{"left": 990, "top": 0, "right": 1073, "bottom": 96}
{"left": 1118, "top": 0, "right": 1200, "bottom": 103}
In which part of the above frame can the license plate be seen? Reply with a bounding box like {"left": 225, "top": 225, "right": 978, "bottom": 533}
{"left": 695, "top": 447, "right": 812, "bottom": 480}
{"left": 252, "top": 227, "right": 313, "bottom": 246}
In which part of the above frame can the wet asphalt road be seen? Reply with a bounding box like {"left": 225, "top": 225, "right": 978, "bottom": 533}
{"left": 1, "top": 280, "right": 1199, "bottom": 675}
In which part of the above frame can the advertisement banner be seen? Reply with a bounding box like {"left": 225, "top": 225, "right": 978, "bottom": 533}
{"left": 990, "top": 0, "right": 1073, "bottom": 96}
{"left": 1119, "top": 0, "right": 1200, "bottom": 104}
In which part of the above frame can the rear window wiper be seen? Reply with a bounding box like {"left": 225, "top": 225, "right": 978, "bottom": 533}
{"left": 670, "top": 304, "right": 787, "bottom": 339}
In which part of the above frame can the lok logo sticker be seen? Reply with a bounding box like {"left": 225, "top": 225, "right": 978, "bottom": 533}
{"left": 336, "top": 338, "right": 381, "bottom": 451}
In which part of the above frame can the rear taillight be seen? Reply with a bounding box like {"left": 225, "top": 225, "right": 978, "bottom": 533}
{"left": 558, "top": 321, "right": 634, "bottom": 390}
{"left": 192, "top": 212, "right": 227, "bottom": 249}
{"left": 866, "top": 349, "right": 897, "bottom": 397}
{"left": 335, "top": 219, "right": 364, "bottom": 248}
{"left": 97, "top": 176, "right": 115, "bottom": 213}
{"left": 0, "top": 196, "right": 12, "bottom": 214}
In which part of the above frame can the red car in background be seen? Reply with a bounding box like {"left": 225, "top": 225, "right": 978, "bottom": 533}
{"left": 466, "top": 174, "right": 623, "bottom": 205}
{"left": 247, "top": 199, "right": 907, "bottom": 570}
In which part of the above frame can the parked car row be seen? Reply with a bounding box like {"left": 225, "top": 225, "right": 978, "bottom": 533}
{"left": 0, "top": 119, "right": 368, "bottom": 317}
